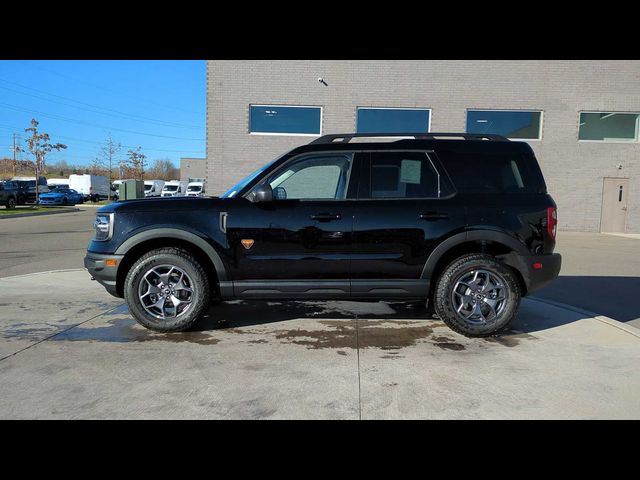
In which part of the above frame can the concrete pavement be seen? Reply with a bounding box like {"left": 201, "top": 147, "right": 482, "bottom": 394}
{"left": 1, "top": 270, "right": 639, "bottom": 419}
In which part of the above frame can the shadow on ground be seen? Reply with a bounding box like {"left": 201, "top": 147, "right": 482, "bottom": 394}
{"left": 533, "top": 275, "right": 640, "bottom": 323}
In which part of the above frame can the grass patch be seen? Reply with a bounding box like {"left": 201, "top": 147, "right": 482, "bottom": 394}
{"left": 89, "top": 200, "right": 114, "bottom": 205}
{"left": 0, "top": 206, "right": 73, "bottom": 216}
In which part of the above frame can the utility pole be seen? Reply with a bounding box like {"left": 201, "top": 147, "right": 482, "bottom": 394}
{"left": 12, "top": 133, "right": 17, "bottom": 177}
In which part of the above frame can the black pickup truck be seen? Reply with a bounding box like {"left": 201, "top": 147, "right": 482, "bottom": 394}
{"left": 85, "top": 133, "right": 561, "bottom": 337}
{"left": 0, "top": 181, "right": 20, "bottom": 209}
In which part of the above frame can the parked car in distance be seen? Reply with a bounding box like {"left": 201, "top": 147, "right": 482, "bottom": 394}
{"left": 39, "top": 188, "right": 84, "bottom": 206}
{"left": 161, "top": 180, "right": 188, "bottom": 197}
{"left": 85, "top": 132, "right": 561, "bottom": 338}
{"left": 47, "top": 178, "right": 70, "bottom": 190}
{"left": 144, "top": 180, "right": 165, "bottom": 197}
{"left": 12, "top": 176, "right": 49, "bottom": 203}
{"left": 69, "top": 174, "right": 109, "bottom": 202}
{"left": 185, "top": 181, "right": 205, "bottom": 197}
{"left": 0, "top": 181, "right": 20, "bottom": 209}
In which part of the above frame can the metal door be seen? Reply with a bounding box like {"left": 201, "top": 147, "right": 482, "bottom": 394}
{"left": 601, "top": 177, "right": 629, "bottom": 233}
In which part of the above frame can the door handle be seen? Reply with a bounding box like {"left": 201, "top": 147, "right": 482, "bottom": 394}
{"left": 419, "top": 212, "right": 449, "bottom": 221}
{"left": 311, "top": 213, "right": 342, "bottom": 221}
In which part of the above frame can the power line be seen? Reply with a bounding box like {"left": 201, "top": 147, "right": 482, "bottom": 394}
{"left": 0, "top": 78, "right": 204, "bottom": 130}
{"left": 0, "top": 103, "right": 206, "bottom": 141}
{"left": 0, "top": 123, "right": 205, "bottom": 154}
{"left": 17, "top": 60, "right": 206, "bottom": 116}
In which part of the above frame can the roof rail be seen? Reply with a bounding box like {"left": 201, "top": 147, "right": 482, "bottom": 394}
{"left": 309, "top": 132, "right": 509, "bottom": 144}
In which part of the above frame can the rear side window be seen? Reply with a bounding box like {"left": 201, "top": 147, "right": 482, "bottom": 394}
{"left": 369, "top": 151, "right": 440, "bottom": 198}
{"left": 437, "top": 149, "right": 540, "bottom": 194}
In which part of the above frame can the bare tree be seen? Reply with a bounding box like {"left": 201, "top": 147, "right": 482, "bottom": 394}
{"left": 127, "top": 147, "right": 146, "bottom": 181}
{"left": 148, "top": 158, "right": 178, "bottom": 180}
{"left": 98, "top": 135, "right": 121, "bottom": 200}
{"left": 19, "top": 119, "right": 67, "bottom": 204}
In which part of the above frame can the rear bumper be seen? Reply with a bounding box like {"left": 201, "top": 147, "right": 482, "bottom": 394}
{"left": 510, "top": 253, "right": 562, "bottom": 295}
{"left": 84, "top": 251, "right": 124, "bottom": 298}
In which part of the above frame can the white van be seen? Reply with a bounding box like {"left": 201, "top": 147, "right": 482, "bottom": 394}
{"left": 144, "top": 180, "right": 165, "bottom": 197}
{"left": 47, "top": 178, "right": 69, "bottom": 190}
{"left": 161, "top": 180, "right": 188, "bottom": 197}
{"left": 186, "top": 181, "right": 205, "bottom": 197}
{"left": 68, "top": 174, "right": 109, "bottom": 201}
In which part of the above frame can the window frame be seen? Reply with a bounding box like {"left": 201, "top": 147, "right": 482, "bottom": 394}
{"left": 465, "top": 109, "right": 544, "bottom": 141}
{"left": 245, "top": 151, "right": 358, "bottom": 202}
{"left": 248, "top": 104, "right": 323, "bottom": 137}
{"left": 577, "top": 111, "right": 640, "bottom": 143}
{"left": 357, "top": 149, "right": 453, "bottom": 201}
{"left": 355, "top": 106, "right": 432, "bottom": 134}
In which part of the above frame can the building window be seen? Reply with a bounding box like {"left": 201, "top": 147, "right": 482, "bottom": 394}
{"left": 356, "top": 107, "right": 431, "bottom": 134}
{"left": 249, "top": 105, "right": 322, "bottom": 135}
{"left": 466, "top": 110, "right": 543, "bottom": 140}
{"left": 578, "top": 112, "right": 640, "bottom": 142}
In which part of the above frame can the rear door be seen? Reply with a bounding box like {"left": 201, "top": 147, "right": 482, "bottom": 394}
{"left": 351, "top": 150, "right": 466, "bottom": 298}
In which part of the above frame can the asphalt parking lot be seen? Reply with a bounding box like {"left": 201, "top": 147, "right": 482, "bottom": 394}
{"left": 1, "top": 210, "right": 639, "bottom": 419}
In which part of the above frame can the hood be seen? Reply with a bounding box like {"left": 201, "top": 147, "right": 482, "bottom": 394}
{"left": 97, "top": 195, "right": 225, "bottom": 214}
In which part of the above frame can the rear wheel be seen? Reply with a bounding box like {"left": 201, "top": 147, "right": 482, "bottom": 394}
{"left": 124, "top": 247, "right": 211, "bottom": 332}
{"left": 434, "top": 254, "right": 521, "bottom": 337}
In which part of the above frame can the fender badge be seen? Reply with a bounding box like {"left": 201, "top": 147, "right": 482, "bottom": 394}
{"left": 241, "top": 239, "right": 255, "bottom": 250}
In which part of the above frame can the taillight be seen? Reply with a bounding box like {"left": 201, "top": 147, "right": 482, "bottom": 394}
{"left": 547, "top": 207, "right": 557, "bottom": 240}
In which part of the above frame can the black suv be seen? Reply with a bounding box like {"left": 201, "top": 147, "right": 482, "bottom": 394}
{"left": 0, "top": 181, "right": 20, "bottom": 208}
{"left": 85, "top": 133, "right": 561, "bottom": 337}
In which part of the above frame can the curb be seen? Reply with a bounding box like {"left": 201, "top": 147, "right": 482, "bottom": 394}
{"left": 0, "top": 207, "right": 80, "bottom": 220}
{"left": 528, "top": 296, "right": 640, "bottom": 339}
{"left": 0, "top": 268, "right": 85, "bottom": 280}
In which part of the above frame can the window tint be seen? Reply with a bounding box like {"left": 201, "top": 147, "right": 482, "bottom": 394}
{"left": 466, "top": 110, "right": 542, "bottom": 139}
{"left": 249, "top": 105, "right": 322, "bottom": 135}
{"left": 438, "top": 149, "right": 539, "bottom": 194}
{"left": 356, "top": 108, "right": 430, "bottom": 134}
{"left": 266, "top": 153, "right": 353, "bottom": 200}
{"left": 578, "top": 112, "right": 639, "bottom": 142}
{"left": 369, "top": 151, "right": 439, "bottom": 199}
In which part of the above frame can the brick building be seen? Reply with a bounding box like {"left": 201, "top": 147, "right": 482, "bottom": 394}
{"left": 206, "top": 60, "right": 640, "bottom": 232}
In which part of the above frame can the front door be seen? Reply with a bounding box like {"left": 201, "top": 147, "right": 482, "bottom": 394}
{"left": 226, "top": 152, "right": 360, "bottom": 298}
{"left": 601, "top": 177, "right": 629, "bottom": 233}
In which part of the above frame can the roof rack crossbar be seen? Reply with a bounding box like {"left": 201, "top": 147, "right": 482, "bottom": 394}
{"left": 309, "top": 132, "right": 509, "bottom": 144}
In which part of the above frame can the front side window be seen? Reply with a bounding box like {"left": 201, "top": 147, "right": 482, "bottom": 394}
{"left": 257, "top": 153, "right": 353, "bottom": 200}
{"left": 249, "top": 105, "right": 322, "bottom": 135}
{"left": 356, "top": 107, "right": 431, "bottom": 134}
{"left": 466, "top": 110, "right": 542, "bottom": 140}
{"left": 368, "top": 151, "right": 440, "bottom": 199}
{"left": 578, "top": 112, "right": 639, "bottom": 142}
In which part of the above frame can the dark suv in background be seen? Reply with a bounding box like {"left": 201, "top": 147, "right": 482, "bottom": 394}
{"left": 85, "top": 133, "right": 561, "bottom": 337}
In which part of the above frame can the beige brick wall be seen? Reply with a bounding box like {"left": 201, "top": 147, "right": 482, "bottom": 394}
{"left": 180, "top": 157, "right": 206, "bottom": 183}
{"left": 206, "top": 60, "right": 640, "bottom": 232}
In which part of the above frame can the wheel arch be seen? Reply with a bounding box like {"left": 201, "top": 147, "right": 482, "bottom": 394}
{"left": 422, "top": 230, "right": 529, "bottom": 296}
{"left": 114, "top": 228, "right": 228, "bottom": 298}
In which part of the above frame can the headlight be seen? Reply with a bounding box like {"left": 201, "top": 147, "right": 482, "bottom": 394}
{"left": 94, "top": 213, "right": 114, "bottom": 241}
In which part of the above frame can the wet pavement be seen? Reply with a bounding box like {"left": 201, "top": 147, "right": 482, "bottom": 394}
{"left": 1, "top": 270, "right": 640, "bottom": 419}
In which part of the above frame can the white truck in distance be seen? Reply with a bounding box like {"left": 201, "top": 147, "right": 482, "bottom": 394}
{"left": 68, "top": 174, "right": 109, "bottom": 201}
{"left": 47, "top": 178, "right": 69, "bottom": 190}
{"left": 144, "top": 180, "right": 165, "bottom": 197}
{"left": 161, "top": 180, "right": 188, "bottom": 197}
{"left": 186, "top": 181, "right": 205, "bottom": 197}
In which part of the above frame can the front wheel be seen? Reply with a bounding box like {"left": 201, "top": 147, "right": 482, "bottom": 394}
{"left": 6, "top": 197, "right": 16, "bottom": 209}
{"left": 124, "top": 247, "right": 211, "bottom": 332}
{"left": 433, "top": 254, "right": 521, "bottom": 337}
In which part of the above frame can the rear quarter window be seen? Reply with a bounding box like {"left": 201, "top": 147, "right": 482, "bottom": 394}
{"left": 437, "top": 149, "right": 542, "bottom": 194}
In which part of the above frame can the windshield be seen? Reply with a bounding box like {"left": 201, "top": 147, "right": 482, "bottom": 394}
{"left": 220, "top": 157, "right": 280, "bottom": 198}
{"left": 144, "top": 184, "right": 152, "bottom": 191}
{"left": 164, "top": 185, "right": 179, "bottom": 191}
{"left": 188, "top": 185, "right": 201, "bottom": 191}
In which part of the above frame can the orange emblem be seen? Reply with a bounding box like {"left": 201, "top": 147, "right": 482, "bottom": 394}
{"left": 241, "top": 239, "right": 255, "bottom": 250}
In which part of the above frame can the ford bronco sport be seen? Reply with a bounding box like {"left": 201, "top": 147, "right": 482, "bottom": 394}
{"left": 85, "top": 133, "right": 561, "bottom": 337}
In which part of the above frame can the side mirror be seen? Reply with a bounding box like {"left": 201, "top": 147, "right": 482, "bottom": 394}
{"left": 253, "top": 183, "right": 273, "bottom": 202}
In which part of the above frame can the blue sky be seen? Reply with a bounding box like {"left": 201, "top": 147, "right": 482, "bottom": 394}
{"left": 0, "top": 60, "right": 205, "bottom": 167}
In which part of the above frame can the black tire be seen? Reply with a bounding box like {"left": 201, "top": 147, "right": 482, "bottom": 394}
{"left": 6, "top": 197, "right": 16, "bottom": 209}
{"left": 124, "top": 247, "right": 211, "bottom": 332}
{"left": 433, "top": 254, "right": 521, "bottom": 337}
{"left": 62, "top": 197, "right": 68, "bottom": 205}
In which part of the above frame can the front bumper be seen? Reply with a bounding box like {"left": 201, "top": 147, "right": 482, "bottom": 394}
{"left": 39, "top": 198, "right": 63, "bottom": 204}
{"left": 84, "top": 251, "right": 125, "bottom": 298}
